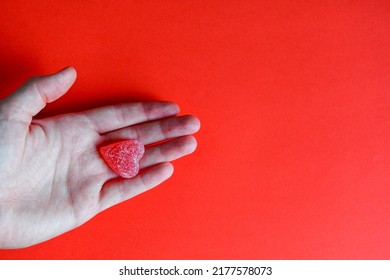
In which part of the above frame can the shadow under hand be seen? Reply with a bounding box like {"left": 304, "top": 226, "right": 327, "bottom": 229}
{"left": 0, "top": 45, "right": 160, "bottom": 119}
{"left": 0, "top": 48, "right": 42, "bottom": 100}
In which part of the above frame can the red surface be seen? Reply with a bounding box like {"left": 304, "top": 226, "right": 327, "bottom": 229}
{"left": 0, "top": 1, "right": 389, "bottom": 259}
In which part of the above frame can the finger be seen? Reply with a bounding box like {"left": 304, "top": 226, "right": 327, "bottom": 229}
{"left": 103, "top": 115, "right": 201, "bottom": 145}
{"left": 83, "top": 102, "right": 179, "bottom": 134}
{"left": 99, "top": 162, "right": 174, "bottom": 211}
{"left": 140, "top": 136, "right": 197, "bottom": 169}
{"left": 0, "top": 67, "right": 76, "bottom": 124}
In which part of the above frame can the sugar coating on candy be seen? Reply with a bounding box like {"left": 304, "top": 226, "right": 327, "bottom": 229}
{"left": 100, "top": 139, "right": 145, "bottom": 178}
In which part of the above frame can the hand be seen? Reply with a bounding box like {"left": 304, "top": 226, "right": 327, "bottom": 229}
{"left": 0, "top": 67, "right": 200, "bottom": 248}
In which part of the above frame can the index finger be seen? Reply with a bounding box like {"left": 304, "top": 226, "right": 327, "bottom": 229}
{"left": 82, "top": 101, "right": 179, "bottom": 134}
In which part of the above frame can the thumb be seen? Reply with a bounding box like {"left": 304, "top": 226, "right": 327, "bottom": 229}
{"left": 0, "top": 66, "right": 77, "bottom": 124}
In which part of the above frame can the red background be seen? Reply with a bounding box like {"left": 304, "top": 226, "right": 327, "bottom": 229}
{"left": 0, "top": 0, "right": 389, "bottom": 259}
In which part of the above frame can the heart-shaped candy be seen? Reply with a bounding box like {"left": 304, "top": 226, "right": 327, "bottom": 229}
{"left": 100, "top": 139, "right": 145, "bottom": 178}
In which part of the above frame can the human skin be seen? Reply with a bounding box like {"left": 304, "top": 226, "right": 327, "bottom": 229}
{"left": 0, "top": 67, "right": 200, "bottom": 248}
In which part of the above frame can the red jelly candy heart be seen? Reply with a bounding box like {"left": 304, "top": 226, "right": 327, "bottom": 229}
{"left": 99, "top": 139, "right": 145, "bottom": 178}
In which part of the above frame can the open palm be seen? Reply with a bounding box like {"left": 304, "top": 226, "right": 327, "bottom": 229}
{"left": 0, "top": 67, "right": 200, "bottom": 248}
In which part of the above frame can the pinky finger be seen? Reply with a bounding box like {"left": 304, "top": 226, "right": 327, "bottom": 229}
{"left": 99, "top": 162, "right": 174, "bottom": 211}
